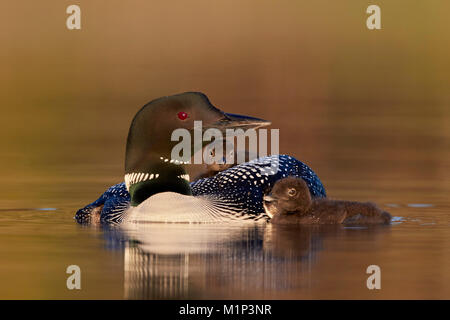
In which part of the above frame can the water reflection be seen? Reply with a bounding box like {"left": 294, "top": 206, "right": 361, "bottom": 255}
{"left": 104, "top": 222, "right": 392, "bottom": 299}
{"left": 124, "top": 247, "right": 190, "bottom": 299}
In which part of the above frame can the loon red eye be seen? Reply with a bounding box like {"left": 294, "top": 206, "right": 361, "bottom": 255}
{"left": 177, "top": 111, "right": 188, "bottom": 120}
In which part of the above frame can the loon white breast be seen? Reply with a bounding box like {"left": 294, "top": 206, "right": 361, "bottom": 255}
{"left": 124, "top": 192, "right": 264, "bottom": 224}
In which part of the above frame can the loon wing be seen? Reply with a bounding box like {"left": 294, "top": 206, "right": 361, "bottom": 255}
{"left": 75, "top": 182, "right": 130, "bottom": 225}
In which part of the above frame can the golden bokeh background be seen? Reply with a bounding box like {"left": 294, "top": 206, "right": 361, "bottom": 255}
{"left": 0, "top": 1, "right": 449, "bottom": 299}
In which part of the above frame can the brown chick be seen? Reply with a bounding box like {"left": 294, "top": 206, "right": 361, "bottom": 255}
{"left": 263, "top": 177, "right": 391, "bottom": 225}
{"left": 194, "top": 142, "right": 253, "bottom": 180}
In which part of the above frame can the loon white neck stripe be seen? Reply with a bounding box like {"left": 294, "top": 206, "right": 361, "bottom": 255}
{"left": 124, "top": 172, "right": 190, "bottom": 191}
{"left": 125, "top": 172, "right": 160, "bottom": 191}
{"left": 178, "top": 174, "right": 190, "bottom": 182}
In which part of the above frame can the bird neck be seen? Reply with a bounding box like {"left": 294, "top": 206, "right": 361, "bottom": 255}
{"left": 125, "top": 160, "right": 192, "bottom": 206}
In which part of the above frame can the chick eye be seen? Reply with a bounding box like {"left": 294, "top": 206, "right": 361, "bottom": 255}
{"left": 288, "top": 188, "right": 297, "bottom": 196}
{"left": 177, "top": 111, "right": 188, "bottom": 120}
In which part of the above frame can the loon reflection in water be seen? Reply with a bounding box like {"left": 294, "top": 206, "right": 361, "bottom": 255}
{"left": 100, "top": 223, "right": 392, "bottom": 299}
{"left": 120, "top": 223, "right": 320, "bottom": 299}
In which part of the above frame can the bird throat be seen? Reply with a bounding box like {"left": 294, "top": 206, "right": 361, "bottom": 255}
{"left": 126, "top": 165, "right": 192, "bottom": 207}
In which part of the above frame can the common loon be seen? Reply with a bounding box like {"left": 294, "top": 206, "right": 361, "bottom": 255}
{"left": 75, "top": 92, "right": 326, "bottom": 224}
{"left": 263, "top": 177, "right": 391, "bottom": 224}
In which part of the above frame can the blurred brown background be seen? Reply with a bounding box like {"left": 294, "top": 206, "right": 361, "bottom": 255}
{"left": 1, "top": 1, "right": 449, "bottom": 197}
{"left": 0, "top": 1, "right": 449, "bottom": 299}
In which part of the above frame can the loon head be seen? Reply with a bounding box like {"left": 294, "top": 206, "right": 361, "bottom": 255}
{"left": 125, "top": 92, "right": 270, "bottom": 206}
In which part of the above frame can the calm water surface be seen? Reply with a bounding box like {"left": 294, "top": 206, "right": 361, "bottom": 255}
{"left": 1, "top": 0, "right": 450, "bottom": 300}
{"left": 0, "top": 107, "right": 449, "bottom": 299}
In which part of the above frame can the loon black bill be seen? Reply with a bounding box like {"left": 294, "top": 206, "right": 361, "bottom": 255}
{"left": 211, "top": 112, "right": 271, "bottom": 131}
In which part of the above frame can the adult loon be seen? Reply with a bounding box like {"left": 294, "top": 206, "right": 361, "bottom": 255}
{"left": 75, "top": 92, "right": 326, "bottom": 224}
